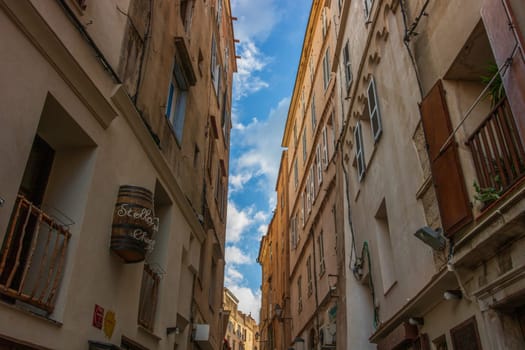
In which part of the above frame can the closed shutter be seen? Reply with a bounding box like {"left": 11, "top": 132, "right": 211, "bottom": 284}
{"left": 420, "top": 80, "right": 472, "bottom": 236}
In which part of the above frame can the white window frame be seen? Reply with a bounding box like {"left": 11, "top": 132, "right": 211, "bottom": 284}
{"left": 355, "top": 121, "right": 365, "bottom": 181}
{"left": 367, "top": 77, "right": 382, "bottom": 142}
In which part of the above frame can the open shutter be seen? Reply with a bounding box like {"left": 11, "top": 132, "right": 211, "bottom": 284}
{"left": 420, "top": 80, "right": 472, "bottom": 237}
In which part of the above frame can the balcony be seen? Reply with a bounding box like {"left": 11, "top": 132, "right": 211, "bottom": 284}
{"left": 0, "top": 195, "right": 71, "bottom": 314}
{"left": 466, "top": 97, "right": 525, "bottom": 208}
{"left": 138, "top": 263, "right": 161, "bottom": 331}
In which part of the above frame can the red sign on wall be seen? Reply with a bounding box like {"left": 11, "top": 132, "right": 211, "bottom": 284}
{"left": 93, "top": 304, "right": 104, "bottom": 329}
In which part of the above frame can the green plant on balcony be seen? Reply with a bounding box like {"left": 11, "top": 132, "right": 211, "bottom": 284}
{"left": 473, "top": 176, "right": 502, "bottom": 205}
{"left": 481, "top": 62, "right": 505, "bottom": 107}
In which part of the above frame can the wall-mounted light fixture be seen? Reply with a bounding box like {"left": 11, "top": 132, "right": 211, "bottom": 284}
{"left": 408, "top": 317, "right": 424, "bottom": 326}
{"left": 414, "top": 226, "right": 445, "bottom": 250}
{"left": 443, "top": 290, "right": 462, "bottom": 300}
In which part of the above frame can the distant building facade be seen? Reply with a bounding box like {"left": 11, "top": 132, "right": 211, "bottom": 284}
{"left": 0, "top": 0, "right": 235, "bottom": 349}
{"left": 224, "top": 288, "right": 258, "bottom": 350}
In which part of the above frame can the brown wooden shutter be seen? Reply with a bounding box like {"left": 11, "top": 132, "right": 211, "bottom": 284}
{"left": 420, "top": 80, "right": 472, "bottom": 237}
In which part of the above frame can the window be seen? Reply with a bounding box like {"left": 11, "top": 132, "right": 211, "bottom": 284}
{"left": 302, "top": 90, "right": 306, "bottom": 115}
{"left": 318, "top": 232, "right": 325, "bottom": 276}
{"left": 338, "top": 0, "right": 343, "bottom": 14}
{"left": 138, "top": 264, "right": 161, "bottom": 330}
{"left": 367, "top": 77, "right": 382, "bottom": 142}
{"left": 209, "top": 259, "right": 217, "bottom": 307}
{"left": 180, "top": 0, "right": 195, "bottom": 32}
{"left": 211, "top": 34, "right": 221, "bottom": 95}
{"left": 294, "top": 159, "right": 299, "bottom": 189}
{"left": 291, "top": 216, "right": 297, "bottom": 249}
{"left": 316, "top": 145, "right": 323, "bottom": 184}
{"left": 322, "top": 126, "right": 329, "bottom": 168}
{"left": 215, "top": 162, "right": 226, "bottom": 219}
{"left": 306, "top": 255, "right": 313, "bottom": 296}
{"left": 323, "top": 47, "right": 331, "bottom": 90}
{"left": 311, "top": 95, "right": 317, "bottom": 130}
{"left": 310, "top": 167, "right": 315, "bottom": 202}
{"left": 305, "top": 176, "right": 311, "bottom": 214}
{"left": 354, "top": 121, "right": 365, "bottom": 181}
{"left": 302, "top": 130, "right": 307, "bottom": 162}
{"left": 216, "top": 0, "right": 223, "bottom": 27}
{"left": 450, "top": 317, "right": 482, "bottom": 350}
{"left": 301, "top": 194, "right": 305, "bottom": 227}
{"left": 364, "top": 0, "right": 374, "bottom": 19}
{"left": 166, "top": 61, "right": 189, "bottom": 143}
{"left": 322, "top": 7, "right": 328, "bottom": 38}
{"left": 375, "top": 199, "right": 396, "bottom": 293}
{"left": 309, "top": 57, "right": 314, "bottom": 83}
{"left": 297, "top": 276, "right": 303, "bottom": 312}
{"left": 74, "top": 0, "right": 87, "bottom": 10}
{"left": 293, "top": 122, "right": 298, "bottom": 145}
{"left": 343, "top": 41, "right": 352, "bottom": 89}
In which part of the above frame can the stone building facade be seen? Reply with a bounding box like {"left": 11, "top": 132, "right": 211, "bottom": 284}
{"left": 223, "top": 288, "right": 258, "bottom": 350}
{"left": 0, "top": 0, "right": 236, "bottom": 349}
{"left": 259, "top": 0, "right": 525, "bottom": 349}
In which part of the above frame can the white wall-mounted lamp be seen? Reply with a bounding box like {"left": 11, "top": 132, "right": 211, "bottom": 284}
{"left": 443, "top": 290, "right": 462, "bottom": 300}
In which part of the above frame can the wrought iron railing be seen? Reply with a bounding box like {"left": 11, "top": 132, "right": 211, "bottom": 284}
{"left": 467, "top": 97, "right": 525, "bottom": 197}
{"left": 0, "top": 195, "right": 71, "bottom": 313}
{"left": 138, "top": 263, "right": 160, "bottom": 331}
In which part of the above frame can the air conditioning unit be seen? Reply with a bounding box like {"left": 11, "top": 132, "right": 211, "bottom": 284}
{"left": 319, "top": 324, "right": 336, "bottom": 347}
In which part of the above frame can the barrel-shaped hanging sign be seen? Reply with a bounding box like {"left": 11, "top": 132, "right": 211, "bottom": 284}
{"left": 110, "top": 185, "right": 158, "bottom": 263}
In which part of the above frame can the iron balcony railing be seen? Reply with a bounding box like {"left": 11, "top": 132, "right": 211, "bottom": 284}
{"left": 138, "top": 263, "right": 160, "bottom": 331}
{"left": 0, "top": 195, "right": 71, "bottom": 313}
{"left": 467, "top": 97, "right": 525, "bottom": 199}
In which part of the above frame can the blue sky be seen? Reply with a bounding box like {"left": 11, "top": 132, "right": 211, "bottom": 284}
{"left": 224, "top": 0, "right": 311, "bottom": 322}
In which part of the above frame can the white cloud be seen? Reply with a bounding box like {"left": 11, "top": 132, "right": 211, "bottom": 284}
{"left": 234, "top": 40, "right": 271, "bottom": 101}
{"left": 231, "top": 0, "right": 280, "bottom": 42}
{"left": 225, "top": 266, "right": 244, "bottom": 286}
{"left": 257, "top": 224, "right": 268, "bottom": 239}
{"left": 226, "top": 201, "right": 254, "bottom": 243}
{"left": 226, "top": 285, "right": 262, "bottom": 323}
{"left": 232, "top": 97, "right": 290, "bottom": 194}
{"left": 229, "top": 172, "right": 253, "bottom": 192}
{"left": 225, "top": 246, "right": 252, "bottom": 265}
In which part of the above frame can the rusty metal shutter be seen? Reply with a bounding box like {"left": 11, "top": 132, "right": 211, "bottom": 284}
{"left": 420, "top": 81, "right": 472, "bottom": 237}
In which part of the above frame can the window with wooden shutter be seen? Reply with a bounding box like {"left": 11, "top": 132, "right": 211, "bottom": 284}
{"left": 420, "top": 80, "right": 472, "bottom": 236}
{"left": 322, "top": 126, "right": 329, "bottom": 168}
